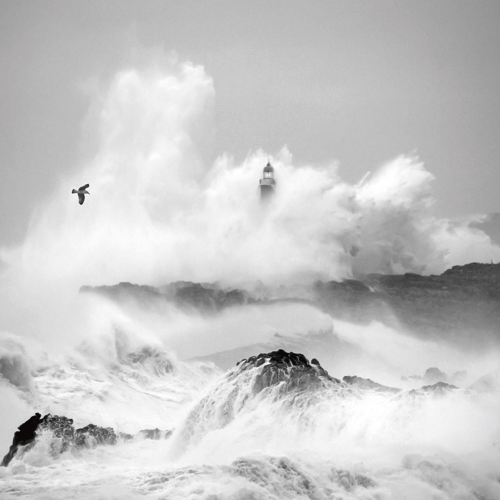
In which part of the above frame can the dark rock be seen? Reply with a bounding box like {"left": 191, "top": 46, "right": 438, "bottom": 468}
{"left": 342, "top": 375, "right": 400, "bottom": 393}
{"left": 74, "top": 424, "right": 116, "bottom": 447}
{"left": 2, "top": 413, "right": 172, "bottom": 466}
{"left": 1, "top": 413, "right": 42, "bottom": 467}
{"left": 38, "top": 414, "right": 76, "bottom": 453}
{"left": 236, "top": 349, "right": 340, "bottom": 395}
{"left": 0, "top": 414, "right": 76, "bottom": 467}
{"left": 39, "top": 414, "right": 75, "bottom": 439}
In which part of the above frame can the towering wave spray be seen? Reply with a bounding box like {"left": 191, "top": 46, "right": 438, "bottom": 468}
{"left": 0, "top": 53, "right": 499, "bottom": 499}
{"left": 1, "top": 54, "right": 499, "bottom": 296}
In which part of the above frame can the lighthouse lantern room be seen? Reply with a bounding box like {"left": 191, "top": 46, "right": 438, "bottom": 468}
{"left": 259, "top": 161, "right": 276, "bottom": 200}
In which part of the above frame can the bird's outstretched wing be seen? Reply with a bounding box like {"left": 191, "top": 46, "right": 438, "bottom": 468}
{"left": 79, "top": 184, "right": 89, "bottom": 191}
{"left": 78, "top": 193, "right": 85, "bottom": 205}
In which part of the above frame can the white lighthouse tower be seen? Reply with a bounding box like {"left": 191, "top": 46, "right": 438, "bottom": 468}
{"left": 259, "top": 161, "right": 276, "bottom": 201}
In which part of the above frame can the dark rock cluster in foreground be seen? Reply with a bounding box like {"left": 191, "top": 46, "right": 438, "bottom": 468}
{"left": 1, "top": 413, "right": 172, "bottom": 467}
{"left": 3, "top": 350, "right": 472, "bottom": 468}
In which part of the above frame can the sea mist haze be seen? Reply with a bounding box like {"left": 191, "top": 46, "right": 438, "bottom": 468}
{"left": 1, "top": 55, "right": 499, "bottom": 499}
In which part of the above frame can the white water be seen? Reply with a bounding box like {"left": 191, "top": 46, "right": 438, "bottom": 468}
{"left": 1, "top": 52, "right": 500, "bottom": 499}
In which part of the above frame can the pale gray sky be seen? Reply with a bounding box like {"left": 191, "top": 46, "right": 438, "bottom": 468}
{"left": 1, "top": 0, "right": 500, "bottom": 245}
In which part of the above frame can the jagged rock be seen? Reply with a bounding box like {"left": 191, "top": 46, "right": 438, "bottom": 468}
{"left": 342, "top": 375, "right": 400, "bottom": 393}
{"left": 409, "top": 381, "right": 458, "bottom": 397}
{"left": 1, "top": 413, "right": 172, "bottom": 466}
{"left": 236, "top": 349, "right": 340, "bottom": 394}
{"left": 39, "top": 414, "right": 75, "bottom": 439}
{"left": 74, "top": 424, "right": 116, "bottom": 447}
{"left": 1, "top": 414, "right": 81, "bottom": 466}
{"left": 38, "top": 414, "right": 76, "bottom": 453}
{"left": 1, "top": 413, "right": 42, "bottom": 467}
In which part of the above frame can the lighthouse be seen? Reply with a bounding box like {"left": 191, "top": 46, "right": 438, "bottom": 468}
{"left": 259, "top": 161, "right": 276, "bottom": 201}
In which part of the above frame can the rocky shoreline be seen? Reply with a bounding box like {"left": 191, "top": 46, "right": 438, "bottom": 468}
{"left": 81, "top": 262, "right": 500, "bottom": 344}
{"left": 3, "top": 349, "right": 482, "bottom": 468}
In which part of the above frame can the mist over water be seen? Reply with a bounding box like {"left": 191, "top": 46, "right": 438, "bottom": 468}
{"left": 1, "top": 54, "right": 499, "bottom": 499}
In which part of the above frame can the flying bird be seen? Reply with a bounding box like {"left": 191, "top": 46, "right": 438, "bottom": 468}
{"left": 72, "top": 184, "right": 90, "bottom": 205}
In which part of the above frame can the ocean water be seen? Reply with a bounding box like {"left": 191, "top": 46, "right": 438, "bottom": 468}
{"left": 1, "top": 294, "right": 499, "bottom": 499}
{"left": 1, "top": 53, "right": 500, "bottom": 499}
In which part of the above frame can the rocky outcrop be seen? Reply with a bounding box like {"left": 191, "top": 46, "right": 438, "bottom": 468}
{"left": 1, "top": 414, "right": 116, "bottom": 466}
{"left": 235, "top": 349, "right": 340, "bottom": 395}
{"left": 1, "top": 414, "right": 172, "bottom": 467}
{"left": 1, "top": 413, "right": 42, "bottom": 467}
{"left": 313, "top": 263, "right": 500, "bottom": 342}
{"left": 176, "top": 350, "right": 343, "bottom": 450}
{"left": 73, "top": 423, "right": 117, "bottom": 448}
{"left": 81, "top": 281, "right": 248, "bottom": 313}
{"left": 407, "top": 381, "right": 458, "bottom": 397}
{"left": 170, "top": 282, "right": 247, "bottom": 312}
{"left": 342, "top": 375, "right": 400, "bottom": 393}
{"left": 81, "top": 263, "right": 500, "bottom": 345}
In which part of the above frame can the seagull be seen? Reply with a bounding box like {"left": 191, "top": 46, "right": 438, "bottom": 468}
{"left": 72, "top": 184, "right": 90, "bottom": 205}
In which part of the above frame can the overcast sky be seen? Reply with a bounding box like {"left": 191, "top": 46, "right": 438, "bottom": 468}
{"left": 1, "top": 0, "right": 500, "bottom": 246}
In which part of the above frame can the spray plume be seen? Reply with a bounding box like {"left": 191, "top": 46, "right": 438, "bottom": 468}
{"left": 0, "top": 53, "right": 499, "bottom": 499}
